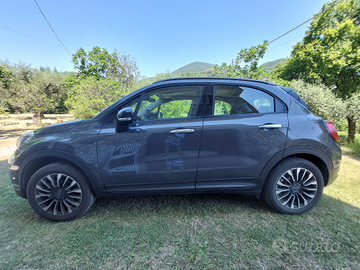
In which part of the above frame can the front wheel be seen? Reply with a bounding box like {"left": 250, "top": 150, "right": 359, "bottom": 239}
{"left": 262, "top": 157, "right": 324, "bottom": 215}
{"left": 26, "top": 163, "right": 96, "bottom": 222}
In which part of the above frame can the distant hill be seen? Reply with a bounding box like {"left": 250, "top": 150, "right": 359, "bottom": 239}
{"left": 261, "top": 58, "right": 286, "bottom": 73}
{"left": 172, "top": 62, "right": 215, "bottom": 75}
{"left": 170, "top": 59, "right": 286, "bottom": 76}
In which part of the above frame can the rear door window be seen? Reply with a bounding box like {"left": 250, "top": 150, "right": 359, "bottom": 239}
{"left": 213, "top": 85, "right": 276, "bottom": 115}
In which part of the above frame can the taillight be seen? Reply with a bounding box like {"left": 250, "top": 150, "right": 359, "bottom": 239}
{"left": 324, "top": 121, "right": 339, "bottom": 142}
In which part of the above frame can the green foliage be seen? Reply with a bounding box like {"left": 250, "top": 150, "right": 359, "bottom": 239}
{"left": 72, "top": 46, "right": 139, "bottom": 87}
{"left": 65, "top": 47, "right": 140, "bottom": 118}
{"left": 212, "top": 41, "right": 269, "bottom": 79}
{"left": 0, "top": 65, "right": 13, "bottom": 114}
{"left": 214, "top": 100, "right": 231, "bottom": 115}
{"left": 211, "top": 41, "right": 291, "bottom": 87}
{"left": 345, "top": 93, "right": 360, "bottom": 122}
{"left": 65, "top": 77, "right": 126, "bottom": 119}
{"left": 349, "top": 139, "right": 360, "bottom": 156}
{"left": 275, "top": 0, "right": 360, "bottom": 140}
{"left": 0, "top": 62, "right": 68, "bottom": 119}
{"left": 291, "top": 80, "right": 346, "bottom": 123}
{"left": 159, "top": 100, "right": 192, "bottom": 119}
{"left": 9, "top": 83, "right": 56, "bottom": 118}
{"left": 277, "top": 0, "right": 360, "bottom": 94}
{"left": 0, "top": 65, "right": 13, "bottom": 91}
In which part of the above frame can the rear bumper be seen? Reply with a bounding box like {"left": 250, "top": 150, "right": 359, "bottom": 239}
{"left": 327, "top": 164, "right": 340, "bottom": 186}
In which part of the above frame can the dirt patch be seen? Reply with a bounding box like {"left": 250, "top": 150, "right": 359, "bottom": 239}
{"left": 0, "top": 113, "right": 74, "bottom": 161}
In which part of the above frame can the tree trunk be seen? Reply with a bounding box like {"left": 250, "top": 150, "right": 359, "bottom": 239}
{"left": 32, "top": 111, "right": 42, "bottom": 126}
{"left": 348, "top": 117, "right": 356, "bottom": 142}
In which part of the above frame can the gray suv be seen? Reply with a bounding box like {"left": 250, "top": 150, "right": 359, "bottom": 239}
{"left": 9, "top": 78, "right": 342, "bottom": 221}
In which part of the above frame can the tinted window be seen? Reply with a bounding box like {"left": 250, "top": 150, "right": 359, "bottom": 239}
{"left": 214, "top": 85, "right": 275, "bottom": 115}
{"left": 137, "top": 85, "right": 203, "bottom": 121}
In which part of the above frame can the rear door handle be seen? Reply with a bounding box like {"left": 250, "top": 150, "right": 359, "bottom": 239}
{"left": 259, "top": 124, "right": 282, "bottom": 129}
{"left": 170, "top": 129, "right": 195, "bottom": 134}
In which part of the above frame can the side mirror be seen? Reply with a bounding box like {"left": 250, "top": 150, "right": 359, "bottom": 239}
{"left": 116, "top": 107, "right": 133, "bottom": 133}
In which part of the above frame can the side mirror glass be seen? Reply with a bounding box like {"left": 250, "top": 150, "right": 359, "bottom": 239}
{"left": 116, "top": 107, "right": 133, "bottom": 133}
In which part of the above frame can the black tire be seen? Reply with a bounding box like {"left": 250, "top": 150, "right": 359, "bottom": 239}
{"left": 26, "top": 163, "right": 96, "bottom": 222}
{"left": 262, "top": 157, "right": 324, "bottom": 215}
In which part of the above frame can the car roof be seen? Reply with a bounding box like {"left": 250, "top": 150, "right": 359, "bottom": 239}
{"left": 151, "top": 77, "right": 277, "bottom": 86}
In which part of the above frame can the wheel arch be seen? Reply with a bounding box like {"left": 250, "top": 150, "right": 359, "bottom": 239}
{"left": 260, "top": 147, "right": 332, "bottom": 192}
{"left": 18, "top": 150, "right": 106, "bottom": 198}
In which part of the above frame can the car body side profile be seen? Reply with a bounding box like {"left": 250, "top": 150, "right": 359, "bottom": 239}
{"left": 8, "top": 77, "right": 341, "bottom": 221}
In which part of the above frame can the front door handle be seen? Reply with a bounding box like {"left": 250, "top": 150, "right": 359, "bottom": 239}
{"left": 259, "top": 124, "right": 282, "bottom": 129}
{"left": 170, "top": 129, "right": 195, "bottom": 134}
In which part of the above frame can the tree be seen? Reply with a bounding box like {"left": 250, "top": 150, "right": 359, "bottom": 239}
{"left": 212, "top": 41, "right": 268, "bottom": 79}
{"left": 0, "top": 62, "right": 68, "bottom": 124}
{"left": 72, "top": 46, "right": 139, "bottom": 87}
{"left": 9, "top": 83, "right": 56, "bottom": 125}
{"left": 65, "top": 77, "right": 125, "bottom": 119}
{"left": 291, "top": 80, "right": 346, "bottom": 124}
{"left": 211, "top": 41, "right": 291, "bottom": 86}
{"left": 0, "top": 65, "right": 13, "bottom": 114}
{"left": 276, "top": 0, "right": 360, "bottom": 141}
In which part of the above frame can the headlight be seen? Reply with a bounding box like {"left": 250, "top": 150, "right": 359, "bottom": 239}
{"left": 16, "top": 131, "right": 34, "bottom": 148}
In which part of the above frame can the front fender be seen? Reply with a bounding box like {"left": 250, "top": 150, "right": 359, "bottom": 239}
{"left": 17, "top": 150, "right": 107, "bottom": 198}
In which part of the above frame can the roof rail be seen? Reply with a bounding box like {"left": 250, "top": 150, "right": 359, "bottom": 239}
{"left": 152, "top": 77, "right": 277, "bottom": 86}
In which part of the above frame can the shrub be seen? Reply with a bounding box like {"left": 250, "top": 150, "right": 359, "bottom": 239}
{"left": 291, "top": 80, "right": 346, "bottom": 123}
{"left": 65, "top": 77, "right": 126, "bottom": 119}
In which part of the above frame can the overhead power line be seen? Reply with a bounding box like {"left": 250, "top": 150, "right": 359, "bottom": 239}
{"left": 0, "top": 24, "right": 63, "bottom": 49}
{"left": 33, "top": 0, "right": 71, "bottom": 55}
{"left": 268, "top": 0, "right": 346, "bottom": 45}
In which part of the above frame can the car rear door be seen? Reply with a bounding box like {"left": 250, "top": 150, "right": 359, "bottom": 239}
{"left": 196, "top": 84, "right": 289, "bottom": 192}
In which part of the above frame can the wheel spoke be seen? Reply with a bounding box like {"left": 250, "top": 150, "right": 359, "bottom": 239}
{"left": 35, "top": 185, "right": 52, "bottom": 194}
{"left": 36, "top": 196, "right": 53, "bottom": 205}
{"left": 302, "top": 172, "right": 314, "bottom": 185}
{"left": 47, "top": 175, "right": 56, "bottom": 188}
{"left": 302, "top": 187, "right": 317, "bottom": 192}
{"left": 39, "top": 178, "right": 53, "bottom": 189}
{"left": 280, "top": 194, "right": 293, "bottom": 207}
{"left": 62, "top": 176, "right": 70, "bottom": 188}
{"left": 299, "top": 193, "right": 309, "bottom": 206}
{"left": 56, "top": 174, "right": 63, "bottom": 188}
{"left": 303, "top": 178, "right": 317, "bottom": 187}
{"left": 290, "top": 195, "right": 296, "bottom": 209}
{"left": 287, "top": 170, "right": 296, "bottom": 183}
{"left": 278, "top": 190, "right": 291, "bottom": 200}
{"left": 302, "top": 191, "right": 315, "bottom": 199}
{"left": 277, "top": 181, "right": 291, "bottom": 188}
{"left": 65, "top": 180, "right": 78, "bottom": 191}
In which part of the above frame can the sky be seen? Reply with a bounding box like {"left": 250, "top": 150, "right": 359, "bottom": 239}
{"left": 0, "top": 0, "right": 330, "bottom": 78}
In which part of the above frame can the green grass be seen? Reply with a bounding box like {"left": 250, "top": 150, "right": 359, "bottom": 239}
{"left": 349, "top": 139, "right": 360, "bottom": 156}
{"left": 1, "top": 152, "right": 360, "bottom": 269}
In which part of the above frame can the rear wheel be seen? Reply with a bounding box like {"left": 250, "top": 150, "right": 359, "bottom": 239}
{"left": 262, "top": 157, "right": 324, "bottom": 214}
{"left": 26, "top": 163, "right": 96, "bottom": 221}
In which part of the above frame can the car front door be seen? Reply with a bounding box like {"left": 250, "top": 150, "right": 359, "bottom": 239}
{"left": 196, "top": 84, "right": 289, "bottom": 192}
{"left": 97, "top": 84, "right": 207, "bottom": 194}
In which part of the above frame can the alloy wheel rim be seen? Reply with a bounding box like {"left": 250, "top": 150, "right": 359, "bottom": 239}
{"left": 35, "top": 173, "right": 83, "bottom": 215}
{"left": 276, "top": 167, "right": 318, "bottom": 209}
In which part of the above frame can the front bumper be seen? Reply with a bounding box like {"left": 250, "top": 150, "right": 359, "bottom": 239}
{"left": 9, "top": 164, "right": 21, "bottom": 196}
{"left": 9, "top": 152, "right": 22, "bottom": 197}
